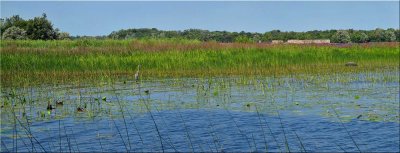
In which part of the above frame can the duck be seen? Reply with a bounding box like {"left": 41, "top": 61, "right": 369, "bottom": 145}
{"left": 56, "top": 100, "right": 63, "bottom": 106}
{"left": 77, "top": 107, "right": 85, "bottom": 112}
{"left": 47, "top": 101, "right": 55, "bottom": 110}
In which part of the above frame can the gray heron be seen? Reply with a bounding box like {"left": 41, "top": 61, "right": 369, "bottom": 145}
{"left": 135, "top": 64, "right": 141, "bottom": 82}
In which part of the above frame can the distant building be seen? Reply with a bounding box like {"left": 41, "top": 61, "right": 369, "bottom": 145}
{"left": 287, "top": 39, "right": 330, "bottom": 44}
{"left": 271, "top": 40, "right": 284, "bottom": 44}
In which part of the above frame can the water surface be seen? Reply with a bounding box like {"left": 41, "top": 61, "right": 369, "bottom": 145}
{"left": 1, "top": 72, "right": 399, "bottom": 152}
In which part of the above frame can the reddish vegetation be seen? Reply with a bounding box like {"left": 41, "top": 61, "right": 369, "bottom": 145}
{"left": 128, "top": 41, "right": 399, "bottom": 52}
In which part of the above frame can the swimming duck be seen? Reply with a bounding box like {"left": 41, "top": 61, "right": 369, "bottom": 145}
{"left": 77, "top": 107, "right": 85, "bottom": 112}
{"left": 56, "top": 100, "right": 63, "bottom": 106}
{"left": 47, "top": 101, "right": 55, "bottom": 110}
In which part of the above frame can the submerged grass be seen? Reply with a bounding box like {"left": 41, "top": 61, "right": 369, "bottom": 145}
{"left": 1, "top": 39, "right": 399, "bottom": 86}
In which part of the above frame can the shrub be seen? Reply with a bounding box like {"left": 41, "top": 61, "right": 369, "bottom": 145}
{"left": 351, "top": 32, "right": 369, "bottom": 43}
{"left": 234, "top": 35, "right": 253, "bottom": 43}
{"left": 331, "top": 31, "right": 351, "bottom": 43}
{"left": 57, "top": 32, "right": 70, "bottom": 40}
{"left": 383, "top": 30, "right": 396, "bottom": 42}
{"left": 1, "top": 26, "right": 27, "bottom": 40}
{"left": 371, "top": 29, "right": 396, "bottom": 42}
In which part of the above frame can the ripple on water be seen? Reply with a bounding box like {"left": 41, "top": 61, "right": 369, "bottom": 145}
{"left": 1, "top": 73, "right": 398, "bottom": 152}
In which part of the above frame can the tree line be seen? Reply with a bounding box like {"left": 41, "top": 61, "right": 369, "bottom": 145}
{"left": 1, "top": 14, "right": 399, "bottom": 43}
{"left": 108, "top": 28, "right": 399, "bottom": 43}
{"left": 0, "top": 14, "right": 70, "bottom": 40}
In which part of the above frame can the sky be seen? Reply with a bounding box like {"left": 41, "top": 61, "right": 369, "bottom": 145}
{"left": 1, "top": 1, "right": 399, "bottom": 36}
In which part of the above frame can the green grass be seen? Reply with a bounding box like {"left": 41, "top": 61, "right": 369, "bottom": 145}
{"left": 1, "top": 39, "right": 399, "bottom": 86}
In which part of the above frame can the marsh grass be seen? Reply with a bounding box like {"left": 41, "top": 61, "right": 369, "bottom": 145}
{"left": 1, "top": 39, "right": 398, "bottom": 86}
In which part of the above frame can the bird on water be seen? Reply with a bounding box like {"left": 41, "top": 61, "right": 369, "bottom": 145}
{"left": 47, "top": 101, "right": 55, "bottom": 110}
{"left": 135, "top": 64, "right": 141, "bottom": 82}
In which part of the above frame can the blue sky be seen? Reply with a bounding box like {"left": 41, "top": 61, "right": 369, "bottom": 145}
{"left": 1, "top": 1, "right": 399, "bottom": 36}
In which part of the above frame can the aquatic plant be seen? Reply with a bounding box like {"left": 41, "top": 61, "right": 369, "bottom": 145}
{"left": 1, "top": 40, "right": 398, "bottom": 86}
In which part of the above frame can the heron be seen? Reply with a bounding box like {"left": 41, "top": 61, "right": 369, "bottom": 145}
{"left": 135, "top": 64, "right": 141, "bottom": 82}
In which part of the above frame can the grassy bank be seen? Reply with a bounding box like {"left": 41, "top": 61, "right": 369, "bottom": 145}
{"left": 1, "top": 39, "right": 399, "bottom": 86}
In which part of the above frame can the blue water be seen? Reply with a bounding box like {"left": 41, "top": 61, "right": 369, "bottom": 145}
{"left": 1, "top": 110, "right": 399, "bottom": 152}
{"left": 1, "top": 72, "right": 399, "bottom": 152}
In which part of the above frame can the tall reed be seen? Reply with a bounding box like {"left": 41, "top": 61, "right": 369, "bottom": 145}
{"left": 1, "top": 40, "right": 398, "bottom": 86}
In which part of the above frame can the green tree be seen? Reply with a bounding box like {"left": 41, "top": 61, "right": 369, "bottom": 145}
{"left": 331, "top": 30, "right": 351, "bottom": 43}
{"left": 0, "top": 15, "right": 27, "bottom": 35}
{"left": 382, "top": 30, "right": 396, "bottom": 42}
{"left": 370, "top": 28, "right": 385, "bottom": 42}
{"left": 26, "top": 13, "right": 57, "bottom": 40}
{"left": 1, "top": 26, "right": 27, "bottom": 40}
{"left": 252, "top": 34, "right": 262, "bottom": 43}
{"left": 395, "top": 29, "right": 400, "bottom": 42}
{"left": 234, "top": 35, "right": 252, "bottom": 43}
{"left": 57, "top": 32, "right": 71, "bottom": 40}
{"left": 104, "top": 27, "right": 399, "bottom": 43}
{"left": 351, "top": 32, "right": 369, "bottom": 43}
{"left": 182, "top": 29, "right": 209, "bottom": 41}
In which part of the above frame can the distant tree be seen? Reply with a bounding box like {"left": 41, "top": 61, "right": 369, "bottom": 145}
{"left": 252, "top": 34, "right": 262, "bottom": 43}
{"left": 108, "top": 31, "right": 120, "bottom": 39}
{"left": 382, "top": 30, "right": 396, "bottom": 42}
{"left": 2, "top": 26, "right": 27, "bottom": 40}
{"left": 0, "top": 18, "right": 4, "bottom": 35}
{"left": 370, "top": 28, "right": 385, "bottom": 42}
{"left": 104, "top": 27, "right": 399, "bottom": 43}
{"left": 164, "top": 31, "right": 181, "bottom": 38}
{"left": 234, "top": 35, "right": 252, "bottom": 43}
{"left": 57, "top": 32, "right": 71, "bottom": 40}
{"left": 0, "top": 15, "right": 28, "bottom": 35}
{"left": 26, "top": 13, "right": 57, "bottom": 40}
{"left": 263, "top": 30, "right": 283, "bottom": 41}
{"left": 395, "top": 29, "right": 400, "bottom": 42}
{"left": 182, "top": 29, "right": 209, "bottom": 41}
{"left": 331, "top": 31, "right": 351, "bottom": 43}
{"left": 351, "top": 32, "right": 369, "bottom": 43}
